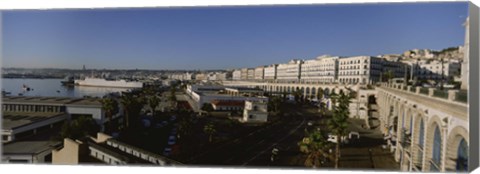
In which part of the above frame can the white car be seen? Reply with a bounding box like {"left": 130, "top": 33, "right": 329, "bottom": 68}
{"left": 328, "top": 132, "right": 360, "bottom": 144}
{"left": 327, "top": 134, "right": 348, "bottom": 144}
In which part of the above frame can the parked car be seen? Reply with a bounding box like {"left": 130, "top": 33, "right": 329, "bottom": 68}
{"left": 327, "top": 134, "right": 348, "bottom": 144}
{"left": 168, "top": 135, "right": 176, "bottom": 145}
{"left": 163, "top": 147, "right": 172, "bottom": 156}
{"left": 328, "top": 131, "right": 360, "bottom": 144}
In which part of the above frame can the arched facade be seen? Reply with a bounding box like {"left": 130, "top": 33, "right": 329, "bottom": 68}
{"left": 376, "top": 87, "right": 469, "bottom": 172}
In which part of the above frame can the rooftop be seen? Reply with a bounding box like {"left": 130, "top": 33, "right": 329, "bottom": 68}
{"left": 2, "top": 111, "right": 66, "bottom": 130}
{"left": 2, "top": 96, "right": 102, "bottom": 106}
{"left": 3, "top": 140, "right": 62, "bottom": 155}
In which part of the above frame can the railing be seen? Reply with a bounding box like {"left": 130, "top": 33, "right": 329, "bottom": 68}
{"left": 456, "top": 90, "right": 468, "bottom": 103}
{"left": 419, "top": 88, "right": 429, "bottom": 95}
{"left": 433, "top": 90, "right": 448, "bottom": 99}
{"left": 409, "top": 86, "right": 416, "bottom": 92}
{"left": 380, "top": 83, "right": 468, "bottom": 104}
{"left": 429, "top": 161, "right": 441, "bottom": 172}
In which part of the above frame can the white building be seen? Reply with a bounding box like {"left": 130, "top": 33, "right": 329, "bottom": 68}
{"left": 254, "top": 66, "right": 265, "bottom": 80}
{"left": 415, "top": 60, "right": 461, "bottom": 81}
{"left": 247, "top": 68, "right": 255, "bottom": 80}
{"left": 240, "top": 68, "right": 248, "bottom": 80}
{"left": 264, "top": 64, "right": 277, "bottom": 81}
{"left": 300, "top": 56, "right": 339, "bottom": 83}
{"left": 276, "top": 59, "right": 302, "bottom": 82}
{"left": 232, "top": 69, "right": 242, "bottom": 81}
{"left": 215, "top": 72, "right": 229, "bottom": 81}
{"left": 242, "top": 100, "right": 268, "bottom": 123}
{"left": 338, "top": 56, "right": 384, "bottom": 84}
{"left": 2, "top": 96, "right": 108, "bottom": 143}
{"left": 186, "top": 85, "right": 269, "bottom": 110}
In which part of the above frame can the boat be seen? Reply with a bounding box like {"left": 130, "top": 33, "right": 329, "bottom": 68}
{"left": 61, "top": 76, "right": 75, "bottom": 86}
{"left": 2, "top": 90, "right": 11, "bottom": 96}
{"left": 74, "top": 77, "right": 143, "bottom": 88}
{"left": 22, "top": 84, "right": 32, "bottom": 91}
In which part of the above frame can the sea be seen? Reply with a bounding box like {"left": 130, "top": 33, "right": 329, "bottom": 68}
{"left": 1, "top": 78, "right": 130, "bottom": 98}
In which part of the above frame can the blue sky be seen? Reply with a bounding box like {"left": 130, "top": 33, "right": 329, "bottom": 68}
{"left": 2, "top": 2, "right": 468, "bottom": 70}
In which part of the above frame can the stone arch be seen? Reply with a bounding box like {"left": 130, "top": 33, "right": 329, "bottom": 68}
{"left": 412, "top": 112, "right": 426, "bottom": 168}
{"left": 311, "top": 87, "right": 316, "bottom": 97}
{"left": 424, "top": 116, "right": 444, "bottom": 171}
{"left": 405, "top": 108, "right": 413, "bottom": 134}
{"left": 445, "top": 126, "right": 469, "bottom": 172}
{"left": 324, "top": 88, "right": 330, "bottom": 97}
{"left": 306, "top": 87, "right": 310, "bottom": 98}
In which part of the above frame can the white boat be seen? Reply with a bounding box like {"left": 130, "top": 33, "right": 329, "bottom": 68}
{"left": 74, "top": 77, "right": 143, "bottom": 88}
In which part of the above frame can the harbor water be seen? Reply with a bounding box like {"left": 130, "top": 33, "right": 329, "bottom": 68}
{"left": 1, "top": 78, "right": 131, "bottom": 98}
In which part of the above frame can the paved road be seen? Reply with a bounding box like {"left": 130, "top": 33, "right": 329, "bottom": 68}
{"left": 182, "top": 104, "right": 399, "bottom": 170}
{"left": 187, "top": 106, "right": 309, "bottom": 167}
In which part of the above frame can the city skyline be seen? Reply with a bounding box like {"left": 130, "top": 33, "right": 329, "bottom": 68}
{"left": 2, "top": 2, "right": 468, "bottom": 70}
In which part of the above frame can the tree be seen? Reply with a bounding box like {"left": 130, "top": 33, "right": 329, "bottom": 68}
{"left": 327, "top": 91, "right": 351, "bottom": 168}
{"left": 121, "top": 93, "right": 145, "bottom": 130}
{"left": 101, "top": 97, "right": 119, "bottom": 133}
{"left": 148, "top": 95, "right": 160, "bottom": 117}
{"left": 169, "top": 86, "right": 178, "bottom": 110}
{"left": 178, "top": 114, "right": 194, "bottom": 139}
{"left": 317, "top": 88, "right": 324, "bottom": 100}
{"left": 201, "top": 103, "right": 214, "bottom": 115}
{"left": 383, "top": 70, "right": 394, "bottom": 82}
{"left": 268, "top": 96, "right": 281, "bottom": 112}
{"left": 293, "top": 89, "right": 303, "bottom": 103}
{"left": 298, "top": 128, "right": 334, "bottom": 168}
{"left": 203, "top": 122, "right": 216, "bottom": 143}
{"left": 59, "top": 116, "right": 100, "bottom": 140}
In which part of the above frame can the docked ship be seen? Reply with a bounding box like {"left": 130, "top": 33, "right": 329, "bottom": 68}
{"left": 74, "top": 77, "right": 143, "bottom": 88}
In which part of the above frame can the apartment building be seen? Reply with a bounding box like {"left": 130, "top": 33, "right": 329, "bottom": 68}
{"left": 276, "top": 59, "right": 302, "bottom": 82}
{"left": 264, "top": 64, "right": 277, "bottom": 81}
{"left": 300, "top": 56, "right": 339, "bottom": 83}
{"left": 338, "top": 56, "right": 384, "bottom": 84}
{"left": 254, "top": 66, "right": 265, "bottom": 80}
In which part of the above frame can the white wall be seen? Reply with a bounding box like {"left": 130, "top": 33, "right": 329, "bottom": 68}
{"left": 66, "top": 106, "right": 104, "bottom": 125}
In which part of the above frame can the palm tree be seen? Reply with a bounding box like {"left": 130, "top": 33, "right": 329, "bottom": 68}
{"left": 317, "top": 88, "right": 324, "bottom": 101}
{"left": 203, "top": 122, "right": 216, "bottom": 143}
{"left": 298, "top": 128, "right": 334, "bottom": 168}
{"left": 293, "top": 89, "right": 303, "bottom": 103}
{"left": 268, "top": 96, "right": 281, "bottom": 113}
{"left": 169, "top": 86, "right": 178, "bottom": 110}
{"left": 201, "top": 103, "right": 214, "bottom": 115}
{"left": 178, "top": 116, "right": 192, "bottom": 138}
{"left": 101, "top": 97, "right": 119, "bottom": 133}
{"left": 59, "top": 116, "right": 100, "bottom": 140}
{"left": 148, "top": 95, "right": 160, "bottom": 117}
{"left": 327, "top": 91, "right": 351, "bottom": 168}
{"left": 121, "top": 93, "right": 145, "bottom": 130}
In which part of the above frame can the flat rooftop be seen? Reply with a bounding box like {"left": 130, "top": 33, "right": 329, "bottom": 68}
{"left": 2, "top": 96, "right": 102, "bottom": 106}
{"left": 3, "top": 140, "right": 62, "bottom": 154}
{"left": 2, "top": 111, "right": 66, "bottom": 130}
